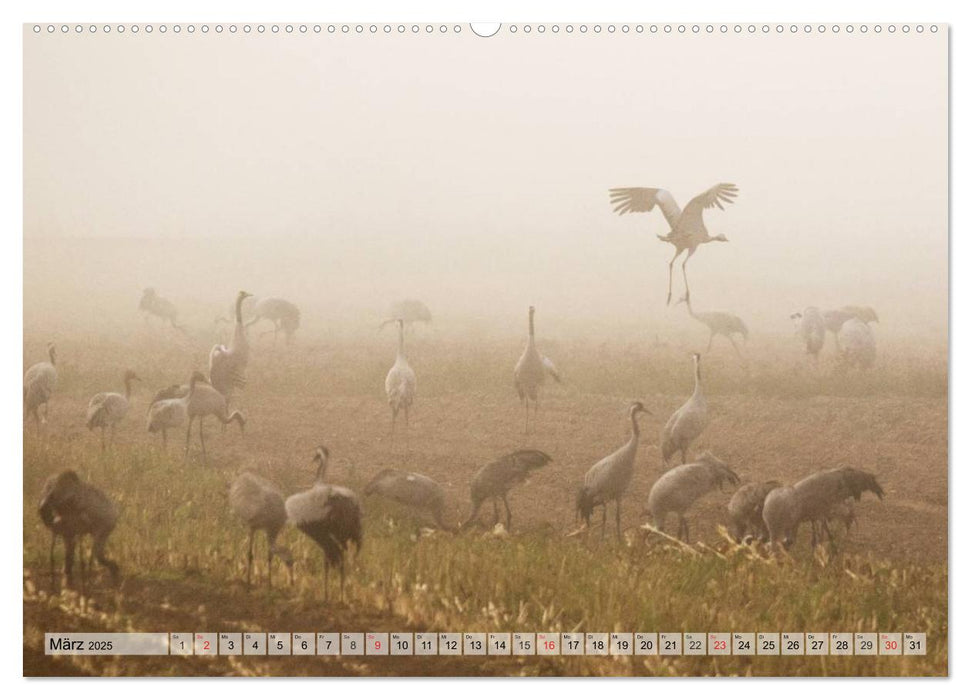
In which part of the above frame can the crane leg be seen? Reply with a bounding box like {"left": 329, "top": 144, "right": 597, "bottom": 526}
{"left": 390, "top": 408, "right": 397, "bottom": 444}
{"left": 492, "top": 498, "right": 500, "bottom": 525}
{"left": 681, "top": 249, "right": 696, "bottom": 303}
{"left": 246, "top": 530, "right": 254, "bottom": 588}
{"left": 161, "top": 427, "right": 168, "bottom": 448}
{"left": 339, "top": 559, "right": 346, "bottom": 604}
{"left": 110, "top": 424, "right": 116, "bottom": 447}
{"left": 323, "top": 561, "right": 330, "bottom": 602}
{"left": 502, "top": 495, "right": 513, "bottom": 530}
{"left": 706, "top": 333, "right": 714, "bottom": 353}
{"left": 461, "top": 500, "right": 482, "bottom": 530}
{"left": 93, "top": 532, "right": 119, "bottom": 585}
{"left": 523, "top": 399, "right": 529, "bottom": 435}
{"left": 730, "top": 336, "right": 742, "bottom": 357}
{"left": 615, "top": 498, "right": 622, "bottom": 541}
{"left": 100, "top": 426, "right": 106, "bottom": 452}
{"left": 49, "top": 533, "right": 57, "bottom": 588}
{"left": 666, "top": 250, "right": 681, "bottom": 306}
{"left": 601, "top": 505, "right": 607, "bottom": 540}
{"left": 267, "top": 536, "right": 274, "bottom": 589}
{"left": 64, "top": 534, "right": 76, "bottom": 589}
{"left": 198, "top": 418, "right": 207, "bottom": 464}
{"left": 184, "top": 416, "right": 194, "bottom": 462}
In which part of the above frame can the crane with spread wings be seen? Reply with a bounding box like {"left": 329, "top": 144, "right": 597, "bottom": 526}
{"left": 608, "top": 183, "right": 738, "bottom": 304}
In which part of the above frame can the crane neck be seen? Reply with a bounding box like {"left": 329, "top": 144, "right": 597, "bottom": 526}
{"left": 629, "top": 411, "right": 641, "bottom": 440}
{"left": 396, "top": 322, "right": 405, "bottom": 358}
{"left": 234, "top": 296, "right": 243, "bottom": 324}
{"left": 528, "top": 311, "right": 535, "bottom": 338}
{"left": 692, "top": 358, "right": 703, "bottom": 397}
{"left": 124, "top": 376, "right": 133, "bottom": 399}
{"left": 48, "top": 346, "right": 56, "bottom": 366}
{"left": 314, "top": 460, "right": 329, "bottom": 484}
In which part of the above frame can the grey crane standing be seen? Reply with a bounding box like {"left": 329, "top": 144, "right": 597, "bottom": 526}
{"left": 229, "top": 472, "right": 294, "bottom": 587}
{"left": 246, "top": 297, "right": 301, "bottom": 345}
{"left": 513, "top": 306, "right": 561, "bottom": 434}
{"left": 38, "top": 470, "right": 120, "bottom": 589}
{"left": 576, "top": 402, "right": 650, "bottom": 540}
{"left": 660, "top": 353, "right": 708, "bottom": 466}
{"left": 285, "top": 447, "right": 363, "bottom": 602}
{"left": 24, "top": 342, "right": 57, "bottom": 425}
{"left": 364, "top": 469, "right": 453, "bottom": 531}
{"left": 726, "top": 480, "right": 781, "bottom": 542}
{"left": 609, "top": 183, "right": 738, "bottom": 304}
{"left": 209, "top": 290, "right": 253, "bottom": 406}
{"left": 791, "top": 307, "right": 826, "bottom": 361}
{"left": 462, "top": 449, "right": 553, "bottom": 531}
{"left": 385, "top": 319, "right": 417, "bottom": 441}
{"left": 86, "top": 369, "right": 141, "bottom": 451}
{"left": 646, "top": 452, "right": 739, "bottom": 542}
{"left": 676, "top": 295, "right": 748, "bottom": 356}
{"left": 139, "top": 288, "right": 185, "bottom": 332}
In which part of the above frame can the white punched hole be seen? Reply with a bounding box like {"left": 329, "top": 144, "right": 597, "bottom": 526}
{"left": 470, "top": 23, "right": 501, "bottom": 38}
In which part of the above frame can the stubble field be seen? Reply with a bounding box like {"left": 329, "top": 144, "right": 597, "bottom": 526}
{"left": 22, "top": 323, "right": 948, "bottom": 676}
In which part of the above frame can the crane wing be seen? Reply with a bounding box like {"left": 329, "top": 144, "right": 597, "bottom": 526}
{"left": 542, "top": 356, "right": 562, "bottom": 383}
{"left": 680, "top": 183, "right": 738, "bottom": 228}
{"left": 608, "top": 187, "right": 682, "bottom": 228}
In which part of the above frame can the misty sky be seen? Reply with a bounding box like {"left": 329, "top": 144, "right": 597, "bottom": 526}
{"left": 23, "top": 28, "right": 948, "bottom": 334}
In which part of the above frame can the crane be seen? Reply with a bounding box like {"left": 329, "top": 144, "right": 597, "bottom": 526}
{"left": 246, "top": 297, "right": 301, "bottom": 345}
{"left": 209, "top": 291, "right": 253, "bottom": 405}
{"left": 86, "top": 370, "right": 141, "bottom": 451}
{"left": 462, "top": 449, "right": 553, "bottom": 531}
{"left": 675, "top": 294, "right": 748, "bottom": 356}
{"left": 514, "top": 306, "right": 561, "bottom": 433}
{"left": 230, "top": 472, "right": 294, "bottom": 587}
{"left": 791, "top": 307, "right": 826, "bottom": 361}
{"left": 385, "top": 319, "right": 417, "bottom": 441}
{"left": 364, "top": 469, "right": 452, "bottom": 531}
{"left": 660, "top": 353, "right": 708, "bottom": 466}
{"left": 24, "top": 342, "right": 57, "bottom": 425}
{"left": 646, "top": 452, "right": 739, "bottom": 541}
{"left": 285, "top": 447, "right": 363, "bottom": 602}
{"left": 38, "top": 470, "right": 120, "bottom": 589}
{"left": 609, "top": 183, "right": 738, "bottom": 304}
{"left": 576, "top": 402, "right": 650, "bottom": 540}
{"left": 139, "top": 288, "right": 185, "bottom": 332}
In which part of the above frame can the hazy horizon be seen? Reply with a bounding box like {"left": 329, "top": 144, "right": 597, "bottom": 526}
{"left": 24, "top": 28, "right": 948, "bottom": 337}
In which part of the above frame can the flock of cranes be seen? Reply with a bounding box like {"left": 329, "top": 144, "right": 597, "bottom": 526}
{"left": 26, "top": 180, "right": 888, "bottom": 600}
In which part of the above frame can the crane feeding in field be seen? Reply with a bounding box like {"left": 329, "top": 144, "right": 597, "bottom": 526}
{"left": 791, "top": 307, "right": 826, "bottom": 361}
{"left": 184, "top": 372, "right": 246, "bottom": 464}
{"left": 380, "top": 299, "right": 432, "bottom": 329}
{"left": 726, "top": 480, "right": 781, "bottom": 542}
{"left": 86, "top": 370, "right": 141, "bottom": 451}
{"left": 576, "top": 402, "right": 650, "bottom": 540}
{"left": 24, "top": 342, "right": 57, "bottom": 425}
{"left": 246, "top": 297, "right": 301, "bottom": 345}
{"left": 230, "top": 472, "right": 294, "bottom": 587}
{"left": 208, "top": 290, "right": 253, "bottom": 405}
{"left": 364, "top": 469, "right": 452, "bottom": 531}
{"left": 821, "top": 306, "right": 879, "bottom": 353}
{"left": 462, "top": 449, "right": 553, "bottom": 531}
{"left": 646, "top": 452, "right": 739, "bottom": 542}
{"left": 660, "top": 353, "right": 708, "bottom": 466}
{"left": 38, "top": 469, "right": 120, "bottom": 588}
{"left": 514, "top": 306, "right": 561, "bottom": 433}
{"left": 146, "top": 379, "right": 196, "bottom": 447}
{"left": 609, "top": 182, "right": 738, "bottom": 304}
{"left": 139, "top": 288, "right": 185, "bottom": 332}
{"left": 285, "top": 447, "right": 362, "bottom": 602}
{"left": 762, "top": 467, "right": 884, "bottom": 549}
{"left": 839, "top": 318, "right": 877, "bottom": 370}
{"left": 384, "top": 319, "right": 417, "bottom": 441}
{"left": 676, "top": 294, "right": 748, "bottom": 356}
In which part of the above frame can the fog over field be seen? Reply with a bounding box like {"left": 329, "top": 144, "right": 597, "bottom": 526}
{"left": 24, "top": 29, "right": 947, "bottom": 340}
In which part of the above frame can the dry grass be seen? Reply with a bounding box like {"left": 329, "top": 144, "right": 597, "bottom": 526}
{"left": 22, "top": 328, "right": 947, "bottom": 676}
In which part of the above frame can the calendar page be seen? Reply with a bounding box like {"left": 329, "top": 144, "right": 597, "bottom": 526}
{"left": 22, "top": 21, "right": 947, "bottom": 677}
